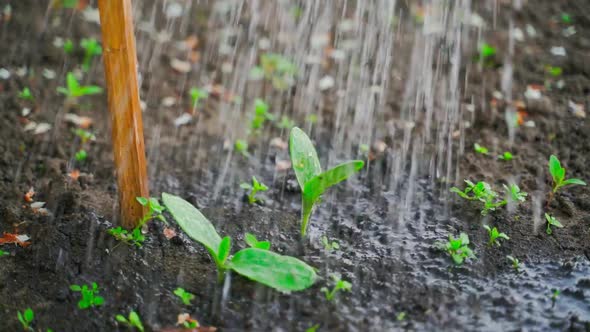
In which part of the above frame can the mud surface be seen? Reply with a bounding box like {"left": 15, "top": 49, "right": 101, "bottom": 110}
{"left": 1, "top": 1, "right": 590, "bottom": 331}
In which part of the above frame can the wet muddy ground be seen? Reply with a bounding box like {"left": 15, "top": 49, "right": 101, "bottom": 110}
{"left": 1, "top": 1, "right": 590, "bottom": 331}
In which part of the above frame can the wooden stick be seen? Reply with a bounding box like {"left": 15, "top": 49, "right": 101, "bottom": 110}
{"left": 98, "top": 0, "right": 149, "bottom": 229}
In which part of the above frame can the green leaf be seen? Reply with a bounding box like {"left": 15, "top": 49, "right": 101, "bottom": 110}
{"left": 70, "top": 285, "right": 82, "bottom": 292}
{"left": 218, "top": 236, "right": 231, "bottom": 265}
{"left": 56, "top": 87, "right": 69, "bottom": 95}
{"left": 115, "top": 315, "right": 128, "bottom": 323}
{"left": 303, "top": 161, "right": 364, "bottom": 202}
{"left": 24, "top": 308, "right": 33, "bottom": 322}
{"left": 77, "top": 86, "right": 103, "bottom": 96}
{"left": 129, "top": 311, "right": 144, "bottom": 332}
{"left": 450, "top": 187, "right": 470, "bottom": 199}
{"left": 549, "top": 155, "right": 565, "bottom": 183}
{"left": 66, "top": 72, "right": 79, "bottom": 92}
{"left": 229, "top": 248, "right": 316, "bottom": 292}
{"left": 162, "top": 193, "right": 222, "bottom": 257}
{"left": 562, "top": 178, "right": 586, "bottom": 186}
{"left": 289, "top": 127, "right": 322, "bottom": 189}
{"left": 244, "top": 233, "right": 258, "bottom": 247}
{"left": 136, "top": 197, "right": 148, "bottom": 206}
{"left": 94, "top": 296, "right": 105, "bottom": 306}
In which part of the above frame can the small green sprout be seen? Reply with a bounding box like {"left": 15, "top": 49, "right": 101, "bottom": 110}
{"left": 75, "top": 149, "right": 87, "bottom": 162}
{"left": 479, "top": 43, "right": 496, "bottom": 59}
{"left": 551, "top": 289, "right": 560, "bottom": 305}
{"left": 561, "top": 13, "right": 572, "bottom": 24}
{"left": 189, "top": 87, "right": 208, "bottom": 108}
{"left": 108, "top": 227, "right": 145, "bottom": 247}
{"left": 69, "top": 282, "right": 105, "bottom": 309}
{"left": 396, "top": 312, "right": 407, "bottom": 321}
{"left": 483, "top": 225, "right": 509, "bottom": 247}
{"left": 305, "top": 324, "right": 320, "bottom": 332}
{"left": 109, "top": 197, "right": 167, "bottom": 247}
{"left": 115, "top": 311, "right": 144, "bottom": 332}
{"left": 306, "top": 114, "right": 318, "bottom": 124}
{"left": 506, "top": 255, "right": 521, "bottom": 271}
{"left": 162, "top": 193, "right": 317, "bottom": 291}
{"left": 0, "top": 249, "right": 8, "bottom": 257}
{"left": 135, "top": 197, "right": 167, "bottom": 226}
{"left": 73, "top": 128, "right": 95, "bottom": 144}
{"left": 289, "top": 127, "right": 364, "bottom": 237}
{"left": 63, "top": 39, "right": 74, "bottom": 54}
{"left": 438, "top": 233, "right": 475, "bottom": 265}
{"left": 19, "top": 87, "right": 33, "bottom": 101}
{"left": 250, "top": 99, "right": 274, "bottom": 132}
{"left": 80, "top": 38, "right": 102, "bottom": 71}
{"left": 548, "top": 155, "right": 586, "bottom": 194}
{"left": 244, "top": 233, "right": 271, "bottom": 250}
{"left": 17, "top": 308, "right": 34, "bottom": 331}
{"left": 321, "top": 236, "right": 340, "bottom": 252}
{"left": 498, "top": 151, "right": 513, "bottom": 161}
{"left": 451, "top": 181, "right": 527, "bottom": 215}
{"left": 240, "top": 176, "right": 268, "bottom": 204}
{"left": 234, "top": 139, "right": 249, "bottom": 157}
{"left": 473, "top": 143, "right": 488, "bottom": 155}
{"left": 545, "top": 66, "right": 563, "bottom": 77}
{"left": 259, "top": 53, "right": 297, "bottom": 90}
{"left": 545, "top": 213, "right": 563, "bottom": 235}
{"left": 277, "top": 115, "right": 296, "bottom": 129}
{"left": 173, "top": 288, "right": 195, "bottom": 305}
{"left": 320, "top": 274, "right": 352, "bottom": 301}
{"left": 57, "top": 72, "right": 103, "bottom": 99}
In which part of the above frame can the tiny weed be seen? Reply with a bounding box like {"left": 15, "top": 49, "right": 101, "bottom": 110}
{"left": 277, "top": 115, "right": 296, "bottom": 130}
{"left": 504, "top": 183, "right": 528, "bottom": 203}
{"left": 57, "top": 72, "right": 102, "bottom": 99}
{"left": 437, "top": 233, "right": 475, "bottom": 265}
{"left": 109, "top": 197, "right": 166, "bottom": 247}
{"left": 451, "top": 180, "right": 527, "bottom": 215}
{"left": 321, "top": 236, "right": 340, "bottom": 252}
{"left": 473, "top": 143, "right": 488, "bottom": 155}
{"left": 19, "top": 87, "right": 33, "bottom": 101}
{"left": 0, "top": 249, "right": 8, "bottom": 257}
{"left": 173, "top": 288, "right": 195, "bottom": 305}
{"left": 244, "top": 233, "right": 271, "bottom": 250}
{"left": 115, "top": 311, "right": 144, "bottom": 332}
{"left": 396, "top": 312, "right": 407, "bottom": 321}
{"left": 289, "top": 127, "right": 364, "bottom": 237}
{"left": 73, "top": 128, "right": 95, "bottom": 144}
{"left": 306, "top": 114, "right": 318, "bottom": 124}
{"left": 163, "top": 193, "right": 316, "bottom": 291}
{"left": 80, "top": 38, "right": 102, "bottom": 71}
{"left": 545, "top": 65, "right": 563, "bottom": 77}
{"left": 561, "top": 13, "right": 572, "bottom": 24}
{"left": 234, "top": 139, "right": 249, "bottom": 157}
{"left": 479, "top": 43, "right": 496, "bottom": 59}
{"left": 70, "top": 282, "right": 105, "bottom": 309}
{"left": 136, "top": 196, "right": 167, "bottom": 226}
{"left": 498, "top": 151, "right": 513, "bottom": 161}
{"left": 483, "top": 225, "right": 509, "bottom": 247}
{"left": 250, "top": 99, "right": 274, "bottom": 132}
{"left": 189, "top": 87, "right": 208, "bottom": 108}
{"left": 548, "top": 155, "right": 586, "bottom": 197}
{"left": 506, "top": 255, "right": 520, "bottom": 272}
{"left": 240, "top": 176, "right": 268, "bottom": 204}
{"left": 320, "top": 274, "right": 352, "bottom": 301}
{"left": 259, "top": 53, "right": 297, "bottom": 90}
{"left": 551, "top": 289, "right": 560, "bottom": 305}
{"left": 108, "top": 227, "right": 145, "bottom": 247}
{"left": 75, "top": 149, "right": 87, "bottom": 162}
{"left": 544, "top": 213, "right": 563, "bottom": 235}
{"left": 63, "top": 39, "right": 74, "bottom": 54}
{"left": 17, "top": 308, "right": 34, "bottom": 331}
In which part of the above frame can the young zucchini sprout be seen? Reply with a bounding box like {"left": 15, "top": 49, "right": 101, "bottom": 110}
{"left": 547, "top": 155, "right": 586, "bottom": 205}
{"left": 483, "top": 225, "right": 509, "bottom": 247}
{"left": 544, "top": 213, "right": 563, "bottom": 235}
{"left": 289, "top": 127, "right": 364, "bottom": 238}
{"left": 115, "top": 311, "right": 144, "bottom": 332}
{"left": 162, "top": 193, "right": 316, "bottom": 291}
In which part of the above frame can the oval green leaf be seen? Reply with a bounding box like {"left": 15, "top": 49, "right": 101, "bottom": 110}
{"left": 303, "top": 160, "right": 364, "bottom": 202}
{"left": 162, "top": 193, "right": 222, "bottom": 257}
{"left": 230, "top": 248, "right": 316, "bottom": 292}
{"left": 289, "top": 127, "right": 321, "bottom": 189}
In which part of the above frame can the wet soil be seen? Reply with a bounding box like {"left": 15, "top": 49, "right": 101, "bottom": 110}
{"left": 1, "top": 1, "right": 590, "bottom": 331}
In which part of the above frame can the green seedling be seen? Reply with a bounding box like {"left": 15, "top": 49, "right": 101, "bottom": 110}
{"left": 80, "top": 38, "right": 102, "bottom": 71}
{"left": 506, "top": 255, "right": 520, "bottom": 271}
{"left": 234, "top": 139, "right": 249, "bottom": 157}
{"left": 75, "top": 149, "right": 87, "bottom": 162}
{"left": 162, "top": 193, "right": 316, "bottom": 291}
{"left": 63, "top": 39, "right": 74, "bottom": 54}
{"left": 70, "top": 282, "right": 104, "bottom": 309}
{"left": 19, "top": 87, "right": 33, "bottom": 101}
{"left": 17, "top": 308, "right": 34, "bottom": 331}
{"left": 451, "top": 181, "right": 527, "bottom": 215}
{"left": 498, "top": 151, "right": 513, "bottom": 161}
{"left": 0, "top": 249, "right": 8, "bottom": 257}
{"left": 479, "top": 43, "right": 496, "bottom": 59}
{"left": 396, "top": 312, "right": 407, "bottom": 321}
{"left": 483, "top": 225, "right": 509, "bottom": 247}
{"left": 73, "top": 128, "right": 95, "bottom": 144}
{"left": 173, "top": 288, "right": 195, "bottom": 305}
{"left": 289, "top": 127, "right": 364, "bottom": 237}
{"left": 115, "top": 311, "right": 144, "bottom": 332}
{"left": 320, "top": 274, "right": 352, "bottom": 301}
{"left": 57, "top": 72, "right": 103, "bottom": 99}
{"left": 551, "top": 289, "right": 560, "bottom": 305}
{"left": 108, "top": 227, "right": 145, "bottom": 247}
{"left": 473, "top": 143, "right": 488, "bottom": 155}
{"left": 250, "top": 99, "right": 274, "bottom": 132}
{"left": 189, "top": 87, "right": 208, "bottom": 108}
{"left": 240, "top": 176, "right": 268, "bottom": 204}
{"left": 321, "top": 236, "right": 340, "bottom": 252}
{"left": 545, "top": 213, "right": 563, "bottom": 235}
{"left": 306, "top": 114, "right": 318, "bottom": 124}
{"left": 561, "top": 13, "right": 572, "bottom": 24}
{"left": 548, "top": 155, "right": 586, "bottom": 199}
{"left": 545, "top": 66, "right": 563, "bottom": 77}
{"left": 244, "top": 233, "right": 271, "bottom": 250}
{"left": 305, "top": 324, "right": 320, "bottom": 332}
{"left": 437, "top": 233, "right": 475, "bottom": 265}
{"left": 109, "top": 197, "right": 166, "bottom": 247}
{"left": 277, "top": 115, "right": 296, "bottom": 129}
{"left": 259, "top": 53, "right": 298, "bottom": 90}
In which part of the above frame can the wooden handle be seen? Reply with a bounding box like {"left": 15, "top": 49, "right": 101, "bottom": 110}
{"left": 98, "top": 0, "right": 149, "bottom": 229}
